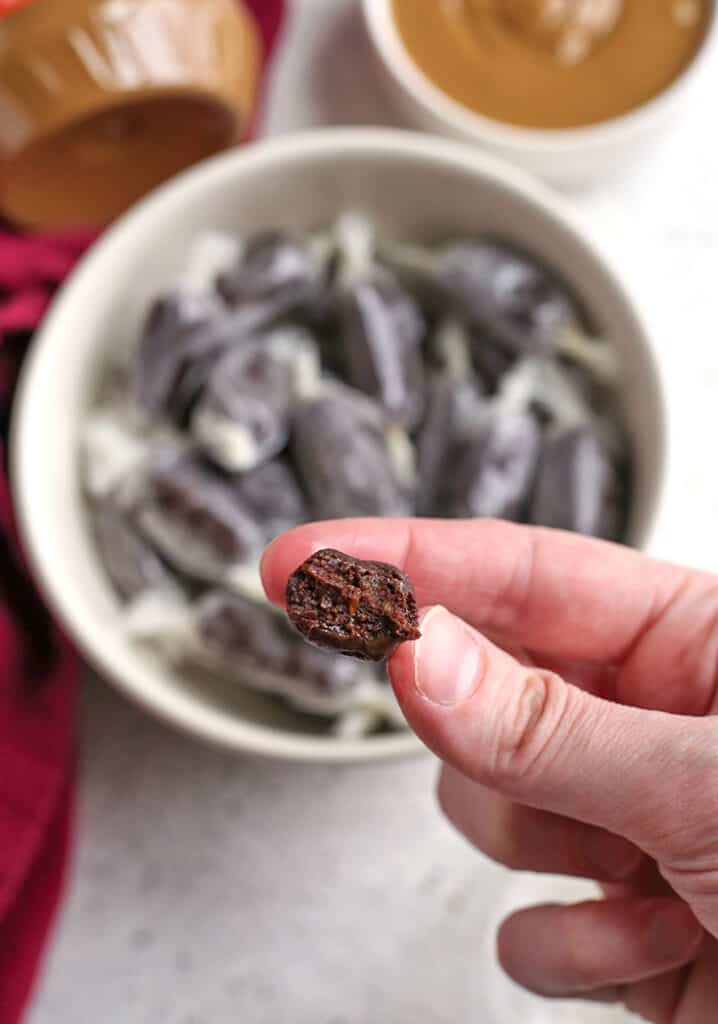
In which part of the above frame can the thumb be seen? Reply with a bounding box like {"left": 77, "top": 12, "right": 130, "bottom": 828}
{"left": 388, "top": 605, "right": 717, "bottom": 858}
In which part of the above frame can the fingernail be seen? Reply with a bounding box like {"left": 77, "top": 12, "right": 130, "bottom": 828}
{"left": 581, "top": 829, "right": 643, "bottom": 880}
{"left": 645, "top": 901, "right": 704, "bottom": 962}
{"left": 414, "top": 606, "right": 483, "bottom": 706}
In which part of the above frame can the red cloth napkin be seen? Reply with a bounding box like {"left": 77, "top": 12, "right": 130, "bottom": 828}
{"left": 0, "top": 3, "right": 284, "bottom": 1020}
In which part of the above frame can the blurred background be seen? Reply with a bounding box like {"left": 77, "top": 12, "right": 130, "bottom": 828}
{"left": 1, "top": 1, "right": 717, "bottom": 1021}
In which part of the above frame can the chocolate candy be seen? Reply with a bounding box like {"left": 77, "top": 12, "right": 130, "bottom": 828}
{"left": 438, "top": 240, "right": 578, "bottom": 354}
{"left": 230, "top": 458, "right": 307, "bottom": 540}
{"left": 340, "top": 272, "right": 425, "bottom": 426}
{"left": 197, "top": 588, "right": 292, "bottom": 672}
{"left": 286, "top": 548, "right": 421, "bottom": 661}
{"left": 383, "top": 237, "right": 584, "bottom": 361}
{"left": 216, "top": 230, "right": 318, "bottom": 309}
{"left": 195, "top": 590, "right": 378, "bottom": 708}
{"left": 530, "top": 426, "right": 624, "bottom": 540}
{"left": 191, "top": 342, "right": 294, "bottom": 472}
{"left": 444, "top": 412, "right": 542, "bottom": 521}
{"left": 135, "top": 291, "right": 231, "bottom": 424}
{"left": 136, "top": 452, "right": 263, "bottom": 583}
{"left": 291, "top": 385, "right": 413, "bottom": 519}
{"left": 91, "top": 500, "right": 179, "bottom": 602}
{"left": 470, "top": 332, "right": 519, "bottom": 394}
{"left": 286, "top": 641, "right": 371, "bottom": 695}
{"left": 416, "top": 371, "right": 485, "bottom": 515}
{"left": 137, "top": 285, "right": 315, "bottom": 429}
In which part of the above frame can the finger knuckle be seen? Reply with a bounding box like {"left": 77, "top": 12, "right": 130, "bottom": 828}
{"left": 639, "top": 721, "right": 718, "bottom": 865}
{"left": 627, "top": 577, "right": 718, "bottom": 717}
{"left": 661, "top": 861, "right": 718, "bottom": 908}
{"left": 489, "top": 668, "right": 571, "bottom": 787}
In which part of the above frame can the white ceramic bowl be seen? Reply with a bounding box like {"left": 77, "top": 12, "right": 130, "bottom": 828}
{"left": 12, "top": 128, "right": 665, "bottom": 762}
{"left": 363, "top": 0, "right": 716, "bottom": 188}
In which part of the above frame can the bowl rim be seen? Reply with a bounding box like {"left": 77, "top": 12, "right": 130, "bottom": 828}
{"left": 11, "top": 126, "right": 666, "bottom": 762}
{"left": 363, "top": 0, "right": 717, "bottom": 153}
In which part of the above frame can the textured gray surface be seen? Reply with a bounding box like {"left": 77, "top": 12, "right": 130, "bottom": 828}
{"left": 27, "top": 0, "right": 718, "bottom": 1020}
{"left": 29, "top": 681, "right": 628, "bottom": 1024}
{"left": 29, "top": 681, "right": 502, "bottom": 1024}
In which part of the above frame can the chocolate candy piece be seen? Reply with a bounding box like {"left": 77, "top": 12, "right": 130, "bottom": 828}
{"left": 137, "top": 288, "right": 309, "bottom": 429}
{"left": 470, "top": 332, "right": 519, "bottom": 394}
{"left": 191, "top": 342, "right": 294, "bottom": 472}
{"left": 91, "top": 501, "right": 178, "bottom": 602}
{"left": 195, "top": 590, "right": 382, "bottom": 711}
{"left": 135, "top": 291, "right": 231, "bottom": 423}
{"left": 197, "top": 589, "right": 292, "bottom": 672}
{"left": 285, "top": 548, "right": 421, "bottom": 661}
{"left": 443, "top": 412, "right": 542, "bottom": 521}
{"left": 429, "top": 310, "right": 515, "bottom": 397}
{"left": 231, "top": 458, "right": 307, "bottom": 540}
{"left": 197, "top": 590, "right": 367, "bottom": 696}
{"left": 291, "top": 385, "right": 413, "bottom": 519}
{"left": 216, "top": 231, "right": 318, "bottom": 308}
{"left": 438, "top": 240, "right": 578, "bottom": 354}
{"left": 286, "top": 641, "right": 370, "bottom": 694}
{"left": 530, "top": 426, "right": 624, "bottom": 540}
{"left": 340, "top": 272, "right": 425, "bottom": 427}
{"left": 381, "top": 238, "right": 579, "bottom": 359}
{"left": 137, "top": 452, "right": 263, "bottom": 583}
{"left": 416, "top": 372, "right": 485, "bottom": 515}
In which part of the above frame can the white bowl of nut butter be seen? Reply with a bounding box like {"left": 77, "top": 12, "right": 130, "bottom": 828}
{"left": 363, "top": 0, "right": 715, "bottom": 187}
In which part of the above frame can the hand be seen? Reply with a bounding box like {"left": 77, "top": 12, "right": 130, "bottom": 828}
{"left": 262, "top": 518, "right": 718, "bottom": 1023}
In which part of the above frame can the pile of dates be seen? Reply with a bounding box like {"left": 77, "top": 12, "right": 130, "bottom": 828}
{"left": 82, "top": 214, "right": 629, "bottom": 737}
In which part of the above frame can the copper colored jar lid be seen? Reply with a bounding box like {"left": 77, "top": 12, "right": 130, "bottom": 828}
{"left": 0, "top": 0, "right": 261, "bottom": 229}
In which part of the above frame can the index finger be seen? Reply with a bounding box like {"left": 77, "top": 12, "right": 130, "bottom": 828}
{"left": 260, "top": 518, "right": 697, "bottom": 666}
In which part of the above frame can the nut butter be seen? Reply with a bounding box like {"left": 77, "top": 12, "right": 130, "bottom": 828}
{"left": 0, "top": 0, "right": 261, "bottom": 228}
{"left": 391, "top": 0, "right": 711, "bottom": 130}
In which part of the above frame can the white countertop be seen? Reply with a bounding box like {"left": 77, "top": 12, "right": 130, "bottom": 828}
{"left": 28, "top": 3, "right": 718, "bottom": 1022}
